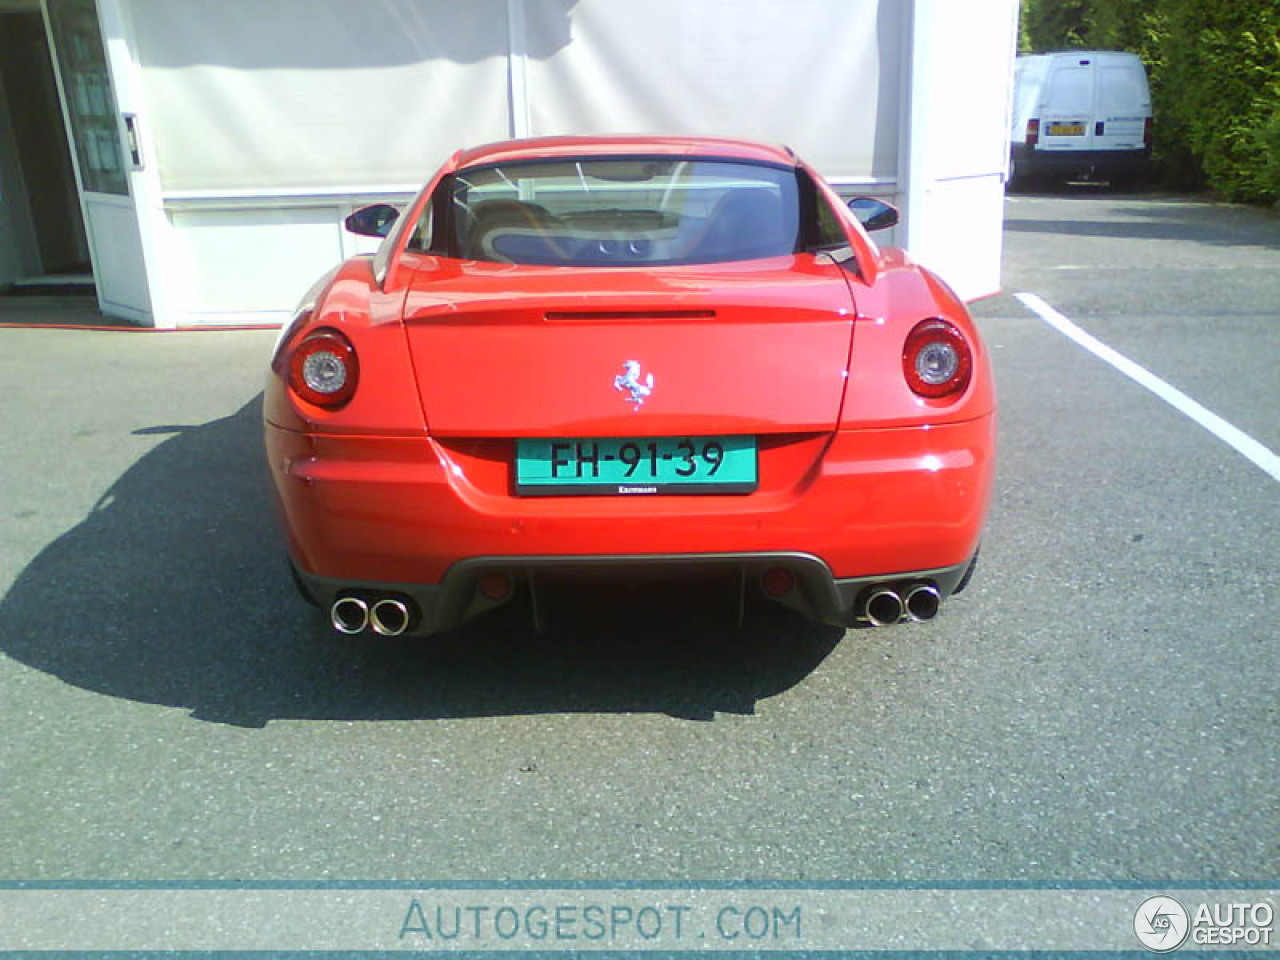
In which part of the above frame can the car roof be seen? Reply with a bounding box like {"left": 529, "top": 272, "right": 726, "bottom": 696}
{"left": 454, "top": 135, "right": 798, "bottom": 169}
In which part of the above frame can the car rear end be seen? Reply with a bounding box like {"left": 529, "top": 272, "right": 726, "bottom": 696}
{"left": 265, "top": 143, "right": 995, "bottom": 637}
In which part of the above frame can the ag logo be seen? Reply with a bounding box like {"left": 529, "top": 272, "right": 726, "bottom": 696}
{"left": 1134, "top": 896, "right": 1190, "bottom": 952}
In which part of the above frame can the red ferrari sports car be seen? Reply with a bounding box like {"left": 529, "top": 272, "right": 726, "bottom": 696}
{"left": 265, "top": 136, "right": 996, "bottom": 638}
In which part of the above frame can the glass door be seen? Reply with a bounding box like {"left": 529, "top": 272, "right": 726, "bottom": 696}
{"left": 45, "top": 0, "right": 151, "bottom": 320}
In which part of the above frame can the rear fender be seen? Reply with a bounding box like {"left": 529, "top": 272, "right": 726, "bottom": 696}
{"left": 264, "top": 257, "right": 427, "bottom": 437}
{"left": 839, "top": 257, "right": 995, "bottom": 429}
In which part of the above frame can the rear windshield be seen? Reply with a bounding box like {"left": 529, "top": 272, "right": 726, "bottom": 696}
{"left": 447, "top": 158, "right": 801, "bottom": 266}
{"left": 1047, "top": 65, "right": 1092, "bottom": 114}
{"left": 1099, "top": 65, "right": 1146, "bottom": 113}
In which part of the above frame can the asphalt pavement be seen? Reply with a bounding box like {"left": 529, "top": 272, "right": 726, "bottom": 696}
{"left": 0, "top": 190, "right": 1275, "bottom": 883}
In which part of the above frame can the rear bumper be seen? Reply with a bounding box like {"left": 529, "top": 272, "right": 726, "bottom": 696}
{"left": 1013, "top": 144, "right": 1150, "bottom": 179}
{"left": 293, "top": 552, "right": 975, "bottom": 635}
{"left": 267, "top": 414, "right": 995, "bottom": 632}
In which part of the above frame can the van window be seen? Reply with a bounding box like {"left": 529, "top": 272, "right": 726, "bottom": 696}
{"left": 1048, "top": 66, "right": 1091, "bottom": 114}
{"left": 1099, "top": 66, "right": 1144, "bottom": 113}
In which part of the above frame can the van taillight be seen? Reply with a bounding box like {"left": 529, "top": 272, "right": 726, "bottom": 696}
{"left": 1025, "top": 118, "right": 1040, "bottom": 147}
{"left": 1143, "top": 117, "right": 1153, "bottom": 147}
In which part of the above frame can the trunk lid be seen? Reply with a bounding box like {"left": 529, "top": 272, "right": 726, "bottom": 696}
{"left": 401, "top": 255, "right": 855, "bottom": 437}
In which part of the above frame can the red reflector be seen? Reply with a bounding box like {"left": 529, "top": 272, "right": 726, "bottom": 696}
{"left": 480, "top": 572, "right": 512, "bottom": 601}
{"left": 763, "top": 568, "right": 794, "bottom": 597}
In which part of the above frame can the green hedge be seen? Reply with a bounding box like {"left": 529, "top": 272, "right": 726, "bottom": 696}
{"left": 1020, "top": 0, "right": 1280, "bottom": 204}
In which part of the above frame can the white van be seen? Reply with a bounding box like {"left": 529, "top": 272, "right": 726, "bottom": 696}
{"left": 1009, "top": 51, "right": 1152, "bottom": 187}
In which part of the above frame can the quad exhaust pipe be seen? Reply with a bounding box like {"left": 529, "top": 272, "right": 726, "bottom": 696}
{"left": 370, "top": 598, "right": 410, "bottom": 637}
{"left": 903, "top": 584, "right": 940, "bottom": 622}
{"left": 330, "top": 595, "right": 414, "bottom": 636}
{"left": 331, "top": 596, "right": 369, "bottom": 635}
{"left": 861, "top": 582, "right": 941, "bottom": 626}
{"left": 864, "top": 588, "right": 905, "bottom": 627}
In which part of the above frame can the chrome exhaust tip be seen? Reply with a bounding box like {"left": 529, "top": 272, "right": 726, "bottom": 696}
{"left": 864, "top": 588, "right": 904, "bottom": 627}
{"left": 904, "top": 583, "right": 941, "bottom": 622}
{"left": 370, "top": 598, "right": 411, "bottom": 637}
{"left": 331, "top": 596, "right": 369, "bottom": 635}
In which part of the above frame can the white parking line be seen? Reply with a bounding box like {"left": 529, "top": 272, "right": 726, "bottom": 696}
{"left": 1016, "top": 292, "right": 1280, "bottom": 483}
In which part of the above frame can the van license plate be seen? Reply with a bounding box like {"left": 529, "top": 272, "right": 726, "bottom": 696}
{"left": 516, "top": 436, "right": 757, "bottom": 495}
{"left": 1047, "top": 122, "right": 1085, "bottom": 136}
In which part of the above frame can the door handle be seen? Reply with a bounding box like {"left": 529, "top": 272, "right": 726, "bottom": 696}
{"left": 123, "top": 113, "right": 143, "bottom": 170}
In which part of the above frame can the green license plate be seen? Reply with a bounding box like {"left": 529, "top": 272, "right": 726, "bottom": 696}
{"left": 1047, "top": 122, "right": 1085, "bottom": 136}
{"left": 516, "top": 436, "right": 757, "bottom": 495}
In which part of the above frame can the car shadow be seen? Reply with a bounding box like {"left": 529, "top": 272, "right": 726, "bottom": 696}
{"left": 0, "top": 396, "right": 841, "bottom": 727}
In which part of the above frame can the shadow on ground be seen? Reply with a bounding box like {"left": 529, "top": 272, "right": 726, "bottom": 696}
{"left": 0, "top": 396, "right": 840, "bottom": 727}
{"left": 1004, "top": 185, "right": 1280, "bottom": 248}
{"left": 0, "top": 294, "right": 120, "bottom": 327}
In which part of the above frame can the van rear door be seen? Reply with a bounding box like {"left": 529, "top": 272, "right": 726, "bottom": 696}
{"left": 1039, "top": 57, "right": 1094, "bottom": 149}
{"left": 1095, "top": 55, "right": 1151, "bottom": 151}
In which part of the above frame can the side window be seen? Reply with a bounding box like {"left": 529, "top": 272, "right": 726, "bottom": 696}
{"left": 405, "top": 203, "right": 434, "bottom": 253}
{"left": 796, "top": 171, "right": 849, "bottom": 252}
{"left": 814, "top": 191, "right": 848, "bottom": 247}
{"left": 405, "top": 175, "right": 457, "bottom": 254}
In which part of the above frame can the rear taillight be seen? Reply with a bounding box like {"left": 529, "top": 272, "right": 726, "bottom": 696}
{"left": 1143, "top": 116, "right": 1153, "bottom": 148}
{"left": 1025, "top": 118, "right": 1040, "bottom": 147}
{"left": 287, "top": 330, "right": 359, "bottom": 409}
{"left": 903, "top": 319, "right": 972, "bottom": 399}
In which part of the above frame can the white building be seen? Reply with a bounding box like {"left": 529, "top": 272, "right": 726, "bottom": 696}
{"left": 0, "top": 0, "right": 1019, "bottom": 327}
